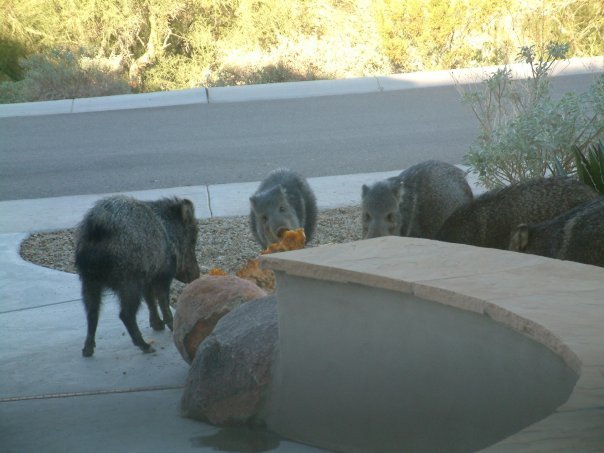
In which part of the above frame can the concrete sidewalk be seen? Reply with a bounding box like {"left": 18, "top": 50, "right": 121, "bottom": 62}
{"left": 4, "top": 167, "right": 463, "bottom": 452}
{"left": 0, "top": 171, "right": 405, "bottom": 234}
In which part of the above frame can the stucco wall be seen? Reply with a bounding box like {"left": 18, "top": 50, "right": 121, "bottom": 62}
{"left": 266, "top": 274, "right": 577, "bottom": 452}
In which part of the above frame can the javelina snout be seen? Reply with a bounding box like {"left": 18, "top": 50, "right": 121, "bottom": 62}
{"left": 171, "top": 199, "right": 200, "bottom": 283}
{"left": 75, "top": 196, "right": 200, "bottom": 357}
{"left": 251, "top": 186, "right": 301, "bottom": 245}
{"left": 361, "top": 179, "right": 403, "bottom": 238}
{"left": 250, "top": 169, "right": 317, "bottom": 248}
{"left": 176, "top": 261, "right": 200, "bottom": 284}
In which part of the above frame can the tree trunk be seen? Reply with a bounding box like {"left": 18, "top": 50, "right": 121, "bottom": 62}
{"left": 128, "top": 13, "right": 162, "bottom": 90}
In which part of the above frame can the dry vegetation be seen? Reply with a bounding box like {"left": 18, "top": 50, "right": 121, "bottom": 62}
{"left": 2, "top": 0, "right": 603, "bottom": 101}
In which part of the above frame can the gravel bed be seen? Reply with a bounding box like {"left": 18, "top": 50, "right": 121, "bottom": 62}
{"left": 20, "top": 206, "right": 363, "bottom": 304}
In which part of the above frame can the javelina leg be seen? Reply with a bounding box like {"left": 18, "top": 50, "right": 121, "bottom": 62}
{"left": 118, "top": 289, "right": 155, "bottom": 354}
{"left": 81, "top": 280, "right": 102, "bottom": 357}
{"left": 156, "top": 284, "right": 173, "bottom": 331}
{"left": 143, "top": 287, "right": 164, "bottom": 331}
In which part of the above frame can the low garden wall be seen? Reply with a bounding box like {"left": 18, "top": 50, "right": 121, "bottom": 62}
{"left": 261, "top": 236, "right": 604, "bottom": 451}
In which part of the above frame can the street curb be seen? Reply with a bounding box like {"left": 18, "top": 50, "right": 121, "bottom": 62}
{"left": 0, "top": 57, "right": 601, "bottom": 118}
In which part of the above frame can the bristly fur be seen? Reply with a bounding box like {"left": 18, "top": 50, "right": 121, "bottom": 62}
{"left": 75, "top": 195, "right": 199, "bottom": 357}
{"left": 436, "top": 177, "right": 599, "bottom": 249}
{"left": 362, "top": 160, "right": 473, "bottom": 239}
{"left": 509, "top": 196, "right": 604, "bottom": 267}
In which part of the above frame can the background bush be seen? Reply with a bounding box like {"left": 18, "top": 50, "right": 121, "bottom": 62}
{"left": 0, "top": 48, "right": 131, "bottom": 103}
{"left": 1, "top": 0, "right": 603, "bottom": 102}
{"left": 460, "top": 44, "right": 604, "bottom": 189}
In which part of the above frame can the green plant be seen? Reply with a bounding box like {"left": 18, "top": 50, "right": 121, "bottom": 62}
{"left": 0, "top": 79, "right": 25, "bottom": 103}
{"left": 460, "top": 43, "right": 604, "bottom": 189}
{"left": 3, "top": 47, "right": 131, "bottom": 103}
{"left": 574, "top": 141, "right": 604, "bottom": 193}
{"left": 0, "top": 37, "right": 28, "bottom": 81}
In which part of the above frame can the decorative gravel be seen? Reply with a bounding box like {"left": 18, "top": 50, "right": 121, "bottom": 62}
{"left": 19, "top": 206, "right": 363, "bottom": 304}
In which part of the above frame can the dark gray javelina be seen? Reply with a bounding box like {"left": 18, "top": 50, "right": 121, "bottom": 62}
{"left": 249, "top": 168, "right": 318, "bottom": 248}
{"left": 361, "top": 160, "right": 473, "bottom": 239}
{"left": 435, "top": 177, "right": 599, "bottom": 250}
{"left": 75, "top": 196, "right": 200, "bottom": 357}
{"left": 509, "top": 196, "right": 604, "bottom": 267}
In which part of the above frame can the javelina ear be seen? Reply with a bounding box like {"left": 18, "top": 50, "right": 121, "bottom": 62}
{"left": 362, "top": 184, "right": 369, "bottom": 197}
{"left": 180, "top": 199, "right": 196, "bottom": 224}
{"left": 509, "top": 224, "right": 529, "bottom": 251}
{"left": 393, "top": 181, "right": 405, "bottom": 201}
{"left": 278, "top": 185, "right": 288, "bottom": 199}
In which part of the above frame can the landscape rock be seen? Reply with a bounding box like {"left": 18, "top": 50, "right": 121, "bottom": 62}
{"left": 181, "top": 295, "right": 278, "bottom": 426}
{"left": 173, "top": 275, "right": 267, "bottom": 364}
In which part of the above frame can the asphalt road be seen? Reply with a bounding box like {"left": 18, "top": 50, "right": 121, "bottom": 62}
{"left": 0, "top": 72, "right": 599, "bottom": 201}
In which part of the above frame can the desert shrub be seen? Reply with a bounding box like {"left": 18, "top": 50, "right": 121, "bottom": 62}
{"left": 517, "top": 0, "right": 604, "bottom": 58}
{"left": 372, "top": 0, "right": 515, "bottom": 72}
{"left": 143, "top": 54, "right": 210, "bottom": 92}
{"left": 460, "top": 44, "right": 604, "bottom": 189}
{"left": 373, "top": 0, "right": 604, "bottom": 73}
{"left": 574, "top": 141, "right": 604, "bottom": 194}
{"left": 0, "top": 47, "right": 131, "bottom": 103}
{"left": 209, "top": 31, "right": 391, "bottom": 86}
{"left": 2, "top": 0, "right": 603, "bottom": 95}
{"left": 212, "top": 58, "right": 326, "bottom": 87}
{"left": 0, "top": 80, "right": 25, "bottom": 103}
{"left": 0, "top": 36, "right": 29, "bottom": 82}
{"left": 206, "top": 0, "right": 391, "bottom": 86}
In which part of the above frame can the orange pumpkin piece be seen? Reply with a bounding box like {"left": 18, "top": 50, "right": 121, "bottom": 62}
{"left": 208, "top": 268, "right": 228, "bottom": 276}
{"left": 236, "top": 258, "right": 276, "bottom": 291}
{"left": 260, "top": 228, "right": 306, "bottom": 255}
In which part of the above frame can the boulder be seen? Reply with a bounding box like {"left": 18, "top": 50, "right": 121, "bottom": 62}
{"left": 181, "top": 295, "right": 278, "bottom": 426}
{"left": 173, "top": 275, "right": 267, "bottom": 364}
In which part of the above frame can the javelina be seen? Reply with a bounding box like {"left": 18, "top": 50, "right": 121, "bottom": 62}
{"left": 250, "top": 168, "right": 317, "bottom": 248}
{"left": 361, "top": 160, "right": 473, "bottom": 238}
{"left": 435, "top": 177, "right": 599, "bottom": 249}
{"left": 509, "top": 197, "right": 604, "bottom": 267}
{"left": 75, "top": 195, "right": 200, "bottom": 357}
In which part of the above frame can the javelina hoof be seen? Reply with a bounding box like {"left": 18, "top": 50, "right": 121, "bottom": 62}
{"left": 135, "top": 337, "right": 155, "bottom": 353}
{"left": 82, "top": 340, "right": 95, "bottom": 357}
{"left": 150, "top": 319, "right": 165, "bottom": 331}
{"left": 141, "top": 344, "right": 156, "bottom": 354}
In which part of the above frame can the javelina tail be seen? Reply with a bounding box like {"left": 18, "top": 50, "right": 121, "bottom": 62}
{"left": 75, "top": 219, "right": 115, "bottom": 280}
